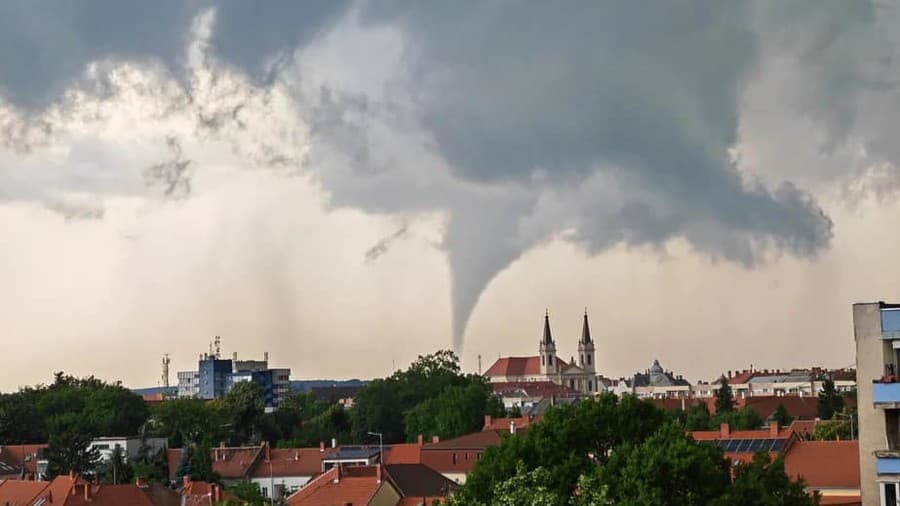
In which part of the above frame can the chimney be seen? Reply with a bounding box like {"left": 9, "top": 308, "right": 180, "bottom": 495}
{"left": 265, "top": 443, "right": 271, "bottom": 462}
{"left": 331, "top": 438, "right": 337, "bottom": 449}
{"left": 417, "top": 435, "right": 424, "bottom": 447}
{"left": 484, "top": 415, "right": 492, "bottom": 429}
{"left": 769, "top": 422, "right": 780, "bottom": 437}
{"left": 233, "top": 352, "right": 237, "bottom": 361}
{"left": 376, "top": 465, "right": 382, "bottom": 484}
{"left": 319, "top": 441, "right": 325, "bottom": 452}
{"left": 333, "top": 466, "right": 341, "bottom": 484}
{"left": 212, "top": 484, "right": 222, "bottom": 503}
{"left": 720, "top": 423, "right": 731, "bottom": 438}
{"left": 509, "top": 421, "right": 517, "bottom": 435}
{"left": 183, "top": 475, "right": 191, "bottom": 487}
{"left": 728, "top": 370, "right": 732, "bottom": 379}
{"left": 264, "top": 351, "right": 269, "bottom": 362}
{"left": 84, "top": 484, "right": 92, "bottom": 501}
{"left": 294, "top": 451, "right": 299, "bottom": 461}
{"left": 432, "top": 436, "right": 440, "bottom": 444}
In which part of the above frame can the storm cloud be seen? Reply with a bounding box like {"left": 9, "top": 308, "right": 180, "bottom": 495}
{"left": 1, "top": 1, "right": 895, "bottom": 353}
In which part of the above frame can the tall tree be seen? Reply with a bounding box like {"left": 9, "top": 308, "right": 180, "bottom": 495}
{"left": 224, "top": 382, "right": 264, "bottom": 445}
{"left": 404, "top": 379, "right": 504, "bottom": 442}
{"left": 97, "top": 445, "right": 133, "bottom": 485}
{"left": 712, "top": 453, "right": 817, "bottom": 506}
{"left": 190, "top": 440, "right": 219, "bottom": 484}
{"left": 772, "top": 403, "right": 794, "bottom": 427}
{"left": 818, "top": 378, "right": 844, "bottom": 420}
{"left": 47, "top": 428, "right": 100, "bottom": 478}
{"left": 715, "top": 375, "right": 734, "bottom": 414}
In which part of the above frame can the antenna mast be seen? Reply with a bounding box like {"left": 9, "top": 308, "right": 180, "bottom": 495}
{"left": 214, "top": 336, "right": 221, "bottom": 359}
{"left": 161, "top": 354, "right": 171, "bottom": 388}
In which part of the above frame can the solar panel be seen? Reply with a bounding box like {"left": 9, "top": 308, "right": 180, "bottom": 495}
{"left": 771, "top": 439, "right": 785, "bottom": 452}
{"left": 747, "top": 439, "right": 764, "bottom": 452}
{"left": 737, "top": 439, "right": 753, "bottom": 452}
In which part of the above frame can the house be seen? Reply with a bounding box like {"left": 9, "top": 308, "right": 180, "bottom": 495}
{"left": 484, "top": 311, "right": 599, "bottom": 395}
{"left": 490, "top": 381, "right": 582, "bottom": 411}
{"left": 0, "top": 445, "right": 48, "bottom": 480}
{"left": 689, "top": 422, "right": 795, "bottom": 465}
{"left": 249, "top": 447, "right": 332, "bottom": 501}
{"left": 88, "top": 436, "right": 168, "bottom": 463}
{"left": 626, "top": 359, "right": 692, "bottom": 399}
{"left": 285, "top": 465, "right": 401, "bottom": 506}
{"left": 783, "top": 440, "right": 861, "bottom": 505}
{"left": 180, "top": 477, "right": 236, "bottom": 506}
{"left": 420, "top": 431, "right": 506, "bottom": 484}
{"left": 166, "top": 445, "right": 264, "bottom": 485}
{"left": 0, "top": 475, "right": 176, "bottom": 506}
{"left": 383, "top": 464, "right": 458, "bottom": 505}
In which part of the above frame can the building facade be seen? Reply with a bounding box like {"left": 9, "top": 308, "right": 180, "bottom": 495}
{"left": 484, "top": 311, "right": 599, "bottom": 395}
{"left": 176, "top": 351, "right": 292, "bottom": 408}
{"left": 854, "top": 301, "right": 900, "bottom": 505}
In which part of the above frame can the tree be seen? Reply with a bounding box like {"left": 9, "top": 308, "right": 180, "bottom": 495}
{"left": 151, "top": 399, "right": 227, "bottom": 448}
{"left": 715, "top": 375, "right": 734, "bottom": 414}
{"left": 97, "top": 445, "right": 134, "bottom": 485}
{"left": 715, "top": 407, "right": 763, "bottom": 431}
{"left": 595, "top": 424, "right": 731, "bottom": 505}
{"left": 683, "top": 403, "right": 713, "bottom": 431}
{"left": 224, "top": 382, "right": 264, "bottom": 445}
{"left": 487, "top": 465, "right": 568, "bottom": 506}
{"left": 772, "top": 403, "right": 794, "bottom": 427}
{"left": 404, "top": 379, "right": 504, "bottom": 442}
{"left": 818, "top": 378, "right": 844, "bottom": 421}
{"left": 175, "top": 444, "right": 194, "bottom": 481}
{"left": 189, "top": 440, "right": 219, "bottom": 484}
{"left": 712, "top": 453, "right": 817, "bottom": 506}
{"left": 814, "top": 408, "right": 857, "bottom": 441}
{"left": 227, "top": 480, "right": 267, "bottom": 505}
{"left": 47, "top": 428, "right": 100, "bottom": 478}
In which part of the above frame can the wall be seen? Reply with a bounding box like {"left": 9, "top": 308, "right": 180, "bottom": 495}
{"left": 251, "top": 476, "right": 310, "bottom": 500}
{"left": 855, "top": 302, "right": 887, "bottom": 505}
{"left": 370, "top": 481, "right": 402, "bottom": 506}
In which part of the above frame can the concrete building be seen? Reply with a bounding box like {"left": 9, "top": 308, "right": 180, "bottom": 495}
{"left": 853, "top": 301, "right": 900, "bottom": 505}
{"left": 484, "top": 311, "right": 599, "bottom": 395}
{"left": 176, "top": 371, "right": 199, "bottom": 398}
{"left": 176, "top": 351, "right": 291, "bottom": 409}
{"left": 88, "top": 436, "right": 168, "bottom": 464}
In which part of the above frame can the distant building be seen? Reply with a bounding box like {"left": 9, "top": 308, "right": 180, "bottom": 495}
{"left": 176, "top": 351, "right": 291, "bottom": 409}
{"left": 693, "top": 368, "right": 856, "bottom": 399}
{"left": 88, "top": 436, "right": 167, "bottom": 464}
{"left": 615, "top": 359, "right": 691, "bottom": 399}
{"left": 484, "top": 311, "right": 599, "bottom": 395}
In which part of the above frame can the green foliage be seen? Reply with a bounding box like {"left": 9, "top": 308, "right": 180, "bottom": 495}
{"left": 596, "top": 424, "right": 730, "bottom": 505}
{"left": 715, "top": 375, "right": 734, "bottom": 414}
{"left": 47, "top": 428, "right": 100, "bottom": 478}
{"left": 151, "top": 399, "right": 228, "bottom": 448}
{"left": 489, "top": 465, "right": 569, "bottom": 506}
{"left": 813, "top": 408, "right": 857, "bottom": 441}
{"left": 351, "top": 350, "right": 499, "bottom": 444}
{"left": 226, "top": 480, "right": 267, "bottom": 505}
{"left": 683, "top": 403, "right": 712, "bottom": 431}
{"left": 711, "top": 453, "right": 817, "bottom": 506}
{"left": 224, "top": 382, "right": 265, "bottom": 446}
{"left": 189, "top": 440, "right": 219, "bottom": 484}
{"left": 715, "top": 407, "right": 763, "bottom": 431}
{"left": 772, "top": 403, "right": 794, "bottom": 427}
{"left": 404, "top": 379, "right": 504, "bottom": 442}
{"left": 97, "top": 446, "right": 134, "bottom": 485}
{"left": 817, "top": 379, "right": 844, "bottom": 421}
{"left": 457, "top": 394, "right": 666, "bottom": 504}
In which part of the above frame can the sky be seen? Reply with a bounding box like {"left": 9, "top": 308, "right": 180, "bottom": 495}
{"left": 2, "top": 1, "right": 900, "bottom": 390}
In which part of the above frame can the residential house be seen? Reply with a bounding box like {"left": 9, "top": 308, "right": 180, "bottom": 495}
{"left": 250, "top": 447, "right": 332, "bottom": 501}
{"left": 0, "top": 475, "right": 177, "bottom": 506}
{"left": 689, "top": 422, "right": 795, "bottom": 465}
{"left": 383, "top": 464, "right": 458, "bottom": 505}
{"left": 0, "top": 445, "right": 47, "bottom": 480}
{"left": 285, "top": 465, "right": 400, "bottom": 506}
{"left": 490, "top": 381, "right": 582, "bottom": 412}
{"left": 783, "top": 440, "right": 861, "bottom": 505}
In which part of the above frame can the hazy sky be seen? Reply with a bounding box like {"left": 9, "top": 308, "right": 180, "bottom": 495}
{"left": 2, "top": 1, "right": 899, "bottom": 390}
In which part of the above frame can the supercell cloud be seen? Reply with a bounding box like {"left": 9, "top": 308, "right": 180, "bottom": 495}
{"left": 1, "top": 1, "right": 896, "bottom": 351}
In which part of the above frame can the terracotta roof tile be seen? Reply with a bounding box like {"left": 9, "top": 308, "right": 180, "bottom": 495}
{"left": 783, "top": 441, "right": 860, "bottom": 489}
{"left": 383, "top": 444, "right": 421, "bottom": 465}
{"left": 484, "top": 357, "right": 542, "bottom": 377}
{"left": 482, "top": 416, "right": 540, "bottom": 432}
{"left": 65, "top": 484, "right": 155, "bottom": 506}
{"left": 0, "top": 479, "right": 51, "bottom": 505}
{"left": 384, "top": 464, "right": 458, "bottom": 498}
{"left": 423, "top": 431, "right": 502, "bottom": 450}
{"left": 168, "top": 446, "right": 264, "bottom": 481}
{"left": 250, "top": 448, "right": 328, "bottom": 478}
{"left": 285, "top": 466, "right": 386, "bottom": 506}
{"left": 0, "top": 445, "right": 48, "bottom": 475}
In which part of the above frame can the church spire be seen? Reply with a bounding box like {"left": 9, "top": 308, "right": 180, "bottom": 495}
{"left": 581, "top": 309, "right": 592, "bottom": 344}
{"left": 543, "top": 309, "right": 554, "bottom": 344}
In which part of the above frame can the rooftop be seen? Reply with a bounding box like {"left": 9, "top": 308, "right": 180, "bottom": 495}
{"left": 784, "top": 441, "right": 860, "bottom": 490}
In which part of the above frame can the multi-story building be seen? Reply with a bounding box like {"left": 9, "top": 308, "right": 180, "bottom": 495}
{"left": 176, "top": 371, "right": 199, "bottom": 398}
{"left": 199, "top": 356, "right": 234, "bottom": 399}
{"left": 853, "top": 301, "right": 900, "bottom": 505}
{"left": 612, "top": 359, "right": 692, "bottom": 399}
{"left": 483, "top": 311, "right": 599, "bottom": 394}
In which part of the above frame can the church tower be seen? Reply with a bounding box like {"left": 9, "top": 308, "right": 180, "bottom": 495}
{"left": 578, "top": 309, "right": 596, "bottom": 374}
{"left": 539, "top": 310, "right": 557, "bottom": 376}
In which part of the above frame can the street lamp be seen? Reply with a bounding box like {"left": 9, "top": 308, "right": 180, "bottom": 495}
{"left": 834, "top": 411, "right": 856, "bottom": 440}
{"left": 367, "top": 432, "right": 384, "bottom": 464}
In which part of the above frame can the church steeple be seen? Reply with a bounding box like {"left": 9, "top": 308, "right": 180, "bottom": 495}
{"left": 580, "top": 308, "right": 592, "bottom": 344}
{"left": 578, "top": 309, "right": 596, "bottom": 378}
{"left": 543, "top": 309, "right": 554, "bottom": 344}
{"left": 539, "top": 310, "right": 557, "bottom": 375}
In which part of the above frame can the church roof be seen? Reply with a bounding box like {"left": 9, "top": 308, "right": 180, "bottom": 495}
{"left": 484, "top": 357, "right": 541, "bottom": 377}
{"left": 581, "top": 311, "right": 592, "bottom": 344}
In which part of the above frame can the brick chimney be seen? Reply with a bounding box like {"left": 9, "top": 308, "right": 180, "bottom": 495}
{"left": 720, "top": 423, "right": 730, "bottom": 438}
{"left": 135, "top": 477, "right": 148, "bottom": 488}
{"left": 484, "top": 415, "right": 492, "bottom": 429}
{"left": 84, "top": 484, "right": 92, "bottom": 501}
{"left": 265, "top": 442, "right": 271, "bottom": 462}
{"left": 319, "top": 441, "right": 325, "bottom": 452}
{"left": 432, "top": 436, "right": 440, "bottom": 444}
{"left": 183, "top": 475, "right": 191, "bottom": 487}
{"left": 417, "top": 435, "right": 424, "bottom": 447}
{"left": 212, "top": 484, "right": 222, "bottom": 503}
{"left": 376, "top": 465, "right": 382, "bottom": 484}
{"left": 509, "top": 421, "right": 517, "bottom": 435}
{"left": 769, "top": 422, "right": 780, "bottom": 437}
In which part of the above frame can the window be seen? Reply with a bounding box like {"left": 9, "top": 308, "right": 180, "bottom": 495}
{"left": 452, "top": 453, "right": 457, "bottom": 465}
{"left": 587, "top": 355, "right": 591, "bottom": 365}
{"left": 548, "top": 356, "right": 553, "bottom": 366}
{"left": 883, "top": 482, "right": 899, "bottom": 506}
{"left": 541, "top": 356, "right": 545, "bottom": 366}
{"left": 465, "top": 453, "right": 469, "bottom": 461}
{"left": 588, "top": 380, "right": 593, "bottom": 391}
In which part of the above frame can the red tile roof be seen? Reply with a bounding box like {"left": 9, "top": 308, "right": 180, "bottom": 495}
{"left": 250, "top": 448, "right": 329, "bottom": 478}
{"left": 167, "top": 446, "right": 264, "bottom": 480}
{"left": 789, "top": 420, "right": 819, "bottom": 440}
{"left": 65, "top": 484, "right": 155, "bottom": 506}
{"left": 285, "top": 466, "right": 388, "bottom": 506}
{"left": 689, "top": 424, "right": 793, "bottom": 441}
{"left": 0, "top": 445, "right": 48, "bottom": 475}
{"left": 423, "top": 431, "right": 502, "bottom": 450}
{"left": 383, "top": 444, "right": 421, "bottom": 465}
{"left": 482, "top": 416, "right": 540, "bottom": 432}
{"left": 783, "top": 441, "right": 860, "bottom": 489}
{"left": 0, "top": 479, "right": 53, "bottom": 505}
{"left": 484, "top": 357, "right": 542, "bottom": 377}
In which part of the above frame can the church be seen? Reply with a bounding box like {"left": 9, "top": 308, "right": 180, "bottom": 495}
{"left": 483, "top": 311, "right": 598, "bottom": 394}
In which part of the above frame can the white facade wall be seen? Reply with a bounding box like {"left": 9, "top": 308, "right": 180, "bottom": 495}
{"left": 251, "top": 476, "right": 310, "bottom": 500}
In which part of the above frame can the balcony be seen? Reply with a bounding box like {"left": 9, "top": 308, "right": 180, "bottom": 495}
{"left": 877, "top": 455, "right": 900, "bottom": 474}
{"left": 874, "top": 382, "right": 900, "bottom": 407}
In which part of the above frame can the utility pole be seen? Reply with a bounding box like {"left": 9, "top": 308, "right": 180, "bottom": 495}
{"left": 161, "top": 354, "right": 171, "bottom": 388}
